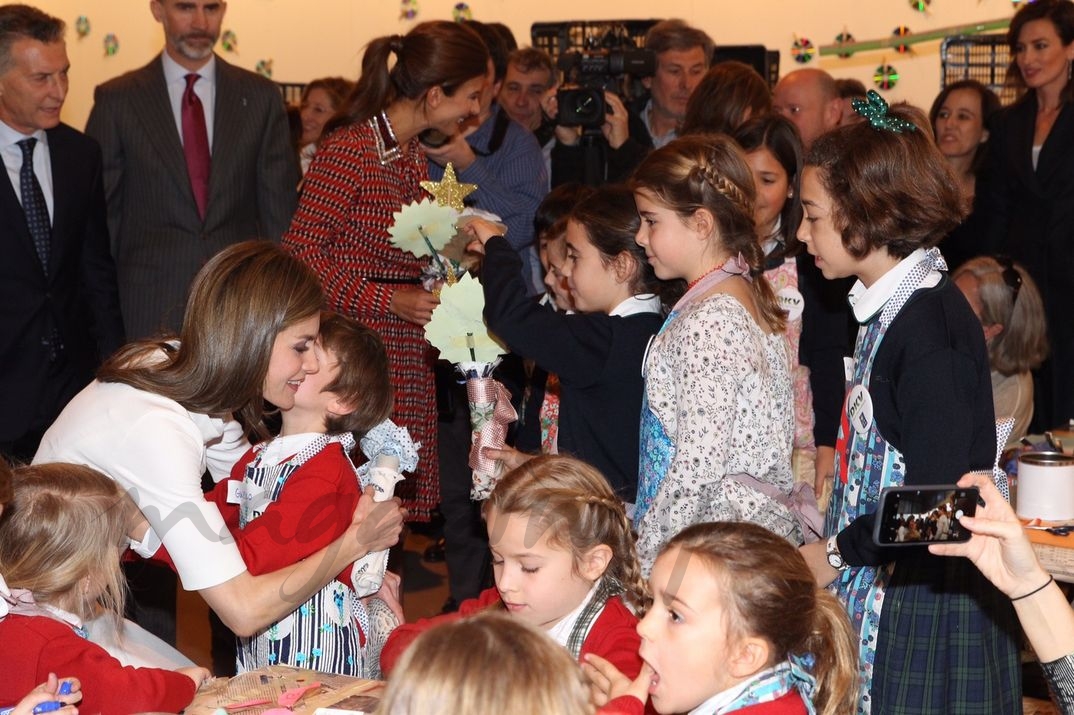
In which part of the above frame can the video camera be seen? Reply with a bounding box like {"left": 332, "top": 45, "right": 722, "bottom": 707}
{"left": 556, "top": 48, "right": 655, "bottom": 129}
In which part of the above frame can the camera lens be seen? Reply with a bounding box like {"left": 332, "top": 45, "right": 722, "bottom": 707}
{"left": 556, "top": 88, "right": 606, "bottom": 128}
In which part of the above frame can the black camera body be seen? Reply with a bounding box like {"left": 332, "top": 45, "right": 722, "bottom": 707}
{"left": 555, "top": 49, "right": 655, "bottom": 129}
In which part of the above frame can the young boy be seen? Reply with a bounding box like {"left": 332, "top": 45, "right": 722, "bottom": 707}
{"left": 205, "top": 312, "right": 415, "bottom": 678}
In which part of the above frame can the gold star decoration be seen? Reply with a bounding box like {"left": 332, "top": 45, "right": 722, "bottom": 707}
{"left": 420, "top": 162, "right": 477, "bottom": 212}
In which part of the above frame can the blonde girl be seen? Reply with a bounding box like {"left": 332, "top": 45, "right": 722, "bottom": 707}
{"left": 465, "top": 186, "right": 668, "bottom": 503}
{"left": 586, "top": 521, "right": 858, "bottom": 715}
{"left": 630, "top": 133, "right": 799, "bottom": 572}
{"left": 0, "top": 464, "right": 209, "bottom": 714}
{"left": 380, "top": 455, "right": 647, "bottom": 681}
{"left": 376, "top": 612, "right": 593, "bottom": 715}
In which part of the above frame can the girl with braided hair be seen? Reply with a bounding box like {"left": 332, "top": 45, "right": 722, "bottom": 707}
{"left": 630, "top": 134, "right": 798, "bottom": 574}
{"left": 378, "top": 455, "right": 646, "bottom": 683}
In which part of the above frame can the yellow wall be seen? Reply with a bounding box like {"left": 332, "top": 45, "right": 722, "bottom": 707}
{"left": 36, "top": 0, "right": 1017, "bottom": 130}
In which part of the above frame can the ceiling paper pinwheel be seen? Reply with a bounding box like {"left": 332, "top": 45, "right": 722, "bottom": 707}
{"left": 424, "top": 273, "right": 514, "bottom": 499}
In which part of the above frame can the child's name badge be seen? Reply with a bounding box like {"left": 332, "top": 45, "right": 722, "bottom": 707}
{"left": 227, "top": 480, "right": 262, "bottom": 509}
{"left": 777, "top": 287, "right": 805, "bottom": 322}
{"left": 847, "top": 384, "right": 873, "bottom": 433}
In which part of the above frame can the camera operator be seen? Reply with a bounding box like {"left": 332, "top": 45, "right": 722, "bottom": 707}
{"left": 550, "top": 19, "right": 713, "bottom": 186}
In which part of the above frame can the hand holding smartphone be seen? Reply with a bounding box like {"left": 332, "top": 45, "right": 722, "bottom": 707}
{"left": 873, "top": 485, "right": 980, "bottom": 546}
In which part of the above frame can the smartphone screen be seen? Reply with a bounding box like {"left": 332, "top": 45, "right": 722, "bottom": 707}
{"left": 873, "top": 485, "right": 979, "bottom": 546}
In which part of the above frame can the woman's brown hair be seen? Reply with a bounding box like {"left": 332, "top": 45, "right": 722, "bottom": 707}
{"left": 1006, "top": 0, "right": 1074, "bottom": 101}
{"left": 98, "top": 241, "right": 324, "bottom": 442}
{"left": 631, "top": 133, "right": 787, "bottom": 334}
{"left": 664, "top": 522, "right": 859, "bottom": 715}
{"left": 805, "top": 105, "right": 962, "bottom": 260}
{"left": 681, "top": 61, "right": 772, "bottom": 137}
{"left": 326, "top": 21, "right": 489, "bottom": 135}
{"left": 483, "top": 455, "right": 648, "bottom": 613}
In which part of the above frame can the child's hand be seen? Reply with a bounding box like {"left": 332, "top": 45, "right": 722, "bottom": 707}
{"left": 10, "top": 674, "right": 81, "bottom": 715}
{"left": 581, "top": 654, "right": 651, "bottom": 708}
{"left": 365, "top": 570, "right": 405, "bottom": 624}
{"left": 352, "top": 486, "right": 406, "bottom": 557}
{"left": 460, "top": 217, "right": 506, "bottom": 254}
{"left": 482, "top": 445, "right": 532, "bottom": 472}
{"left": 177, "top": 666, "right": 212, "bottom": 689}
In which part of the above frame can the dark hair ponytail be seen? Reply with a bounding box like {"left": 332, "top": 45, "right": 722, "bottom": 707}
{"left": 326, "top": 21, "right": 489, "bottom": 135}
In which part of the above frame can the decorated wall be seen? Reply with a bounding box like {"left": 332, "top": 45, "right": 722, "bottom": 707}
{"left": 38, "top": 0, "right": 1021, "bottom": 130}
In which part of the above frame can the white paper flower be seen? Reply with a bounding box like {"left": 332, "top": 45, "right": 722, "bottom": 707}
{"left": 389, "top": 198, "right": 458, "bottom": 257}
{"left": 424, "top": 272, "right": 507, "bottom": 364}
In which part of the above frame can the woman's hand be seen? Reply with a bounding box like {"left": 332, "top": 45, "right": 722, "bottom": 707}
{"left": 581, "top": 654, "right": 652, "bottom": 708}
{"left": 351, "top": 486, "right": 406, "bottom": 558}
{"left": 10, "top": 674, "right": 81, "bottom": 715}
{"left": 461, "top": 217, "right": 507, "bottom": 254}
{"left": 389, "top": 286, "right": 440, "bottom": 325}
{"left": 929, "top": 472, "right": 1049, "bottom": 598}
{"left": 481, "top": 445, "right": 533, "bottom": 472}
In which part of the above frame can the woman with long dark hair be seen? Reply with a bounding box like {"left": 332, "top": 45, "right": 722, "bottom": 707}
{"left": 283, "top": 22, "right": 490, "bottom": 521}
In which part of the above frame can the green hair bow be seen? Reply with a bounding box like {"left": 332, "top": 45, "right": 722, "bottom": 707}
{"left": 852, "top": 90, "right": 917, "bottom": 133}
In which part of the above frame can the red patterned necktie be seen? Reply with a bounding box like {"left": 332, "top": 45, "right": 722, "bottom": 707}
{"left": 182, "top": 73, "right": 210, "bottom": 219}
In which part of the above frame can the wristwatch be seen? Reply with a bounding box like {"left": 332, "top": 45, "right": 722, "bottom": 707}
{"left": 826, "top": 535, "right": 849, "bottom": 571}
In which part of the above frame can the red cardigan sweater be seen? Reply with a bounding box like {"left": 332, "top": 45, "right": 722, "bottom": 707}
{"left": 379, "top": 586, "right": 642, "bottom": 679}
{"left": 0, "top": 614, "right": 195, "bottom": 714}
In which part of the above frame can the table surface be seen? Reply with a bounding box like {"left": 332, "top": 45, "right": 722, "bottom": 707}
{"left": 185, "top": 665, "right": 383, "bottom": 714}
{"left": 1027, "top": 527, "right": 1074, "bottom": 583}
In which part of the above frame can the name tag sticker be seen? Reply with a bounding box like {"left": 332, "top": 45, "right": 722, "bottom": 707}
{"left": 226, "top": 480, "right": 247, "bottom": 505}
{"left": 847, "top": 384, "right": 874, "bottom": 434}
{"left": 777, "top": 286, "right": 805, "bottom": 322}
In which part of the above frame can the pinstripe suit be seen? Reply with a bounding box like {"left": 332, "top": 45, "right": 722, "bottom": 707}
{"left": 86, "top": 54, "right": 299, "bottom": 340}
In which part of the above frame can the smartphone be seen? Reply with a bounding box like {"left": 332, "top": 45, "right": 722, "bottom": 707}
{"left": 873, "top": 485, "right": 979, "bottom": 546}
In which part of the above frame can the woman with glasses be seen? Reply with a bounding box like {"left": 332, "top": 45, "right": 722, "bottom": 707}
{"left": 953, "top": 256, "right": 1049, "bottom": 447}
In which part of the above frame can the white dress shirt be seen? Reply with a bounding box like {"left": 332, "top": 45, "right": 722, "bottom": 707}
{"left": 162, "top": 51, "right": 216, "bottom": 150}
{"left": 0, "top": 119, "right": 54, "bottom": 220}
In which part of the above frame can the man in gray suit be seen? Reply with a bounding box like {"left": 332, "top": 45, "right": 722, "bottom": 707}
{"left": 86, "top": 0, "right": 299, "bottom": 340}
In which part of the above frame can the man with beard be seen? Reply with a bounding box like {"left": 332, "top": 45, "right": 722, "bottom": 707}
{"left": 86, "top": 0, "right": 298, "bottom": 341}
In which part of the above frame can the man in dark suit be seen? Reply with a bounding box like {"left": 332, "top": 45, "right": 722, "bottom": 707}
{"left": 0, "top": 5, "right": 125, "bottom": 463}
{"left": 86, "top": 0, "right": 299, "bottom": 340}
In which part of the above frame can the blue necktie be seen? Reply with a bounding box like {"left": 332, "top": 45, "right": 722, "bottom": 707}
{"left": 17, "top": 137, "right": 51, "bottom": 274}
{"left": 17, "top": 137, "right": 62, "bottom": 360}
